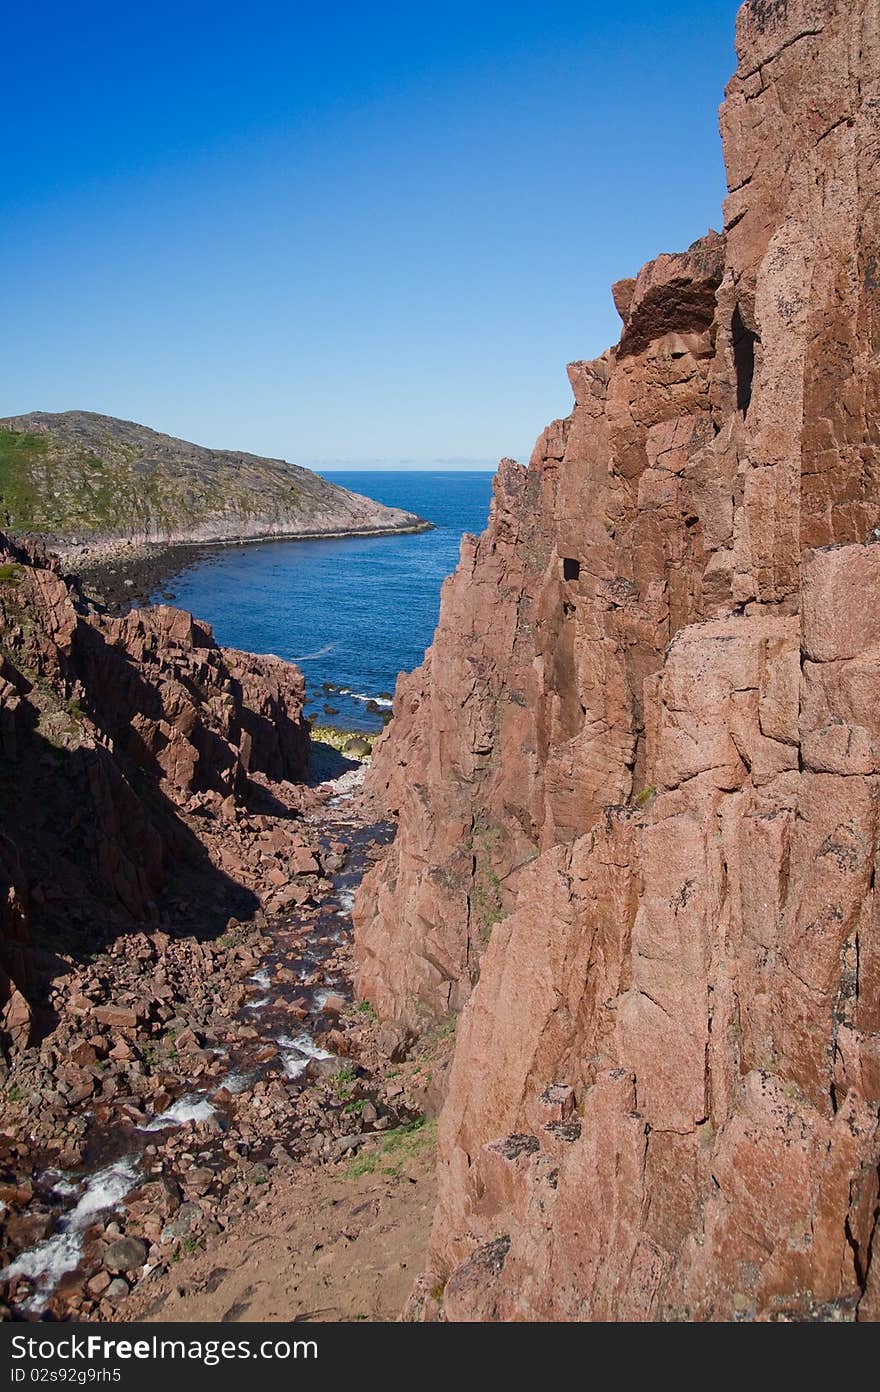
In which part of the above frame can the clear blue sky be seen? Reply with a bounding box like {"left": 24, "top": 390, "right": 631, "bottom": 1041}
{"left": 1, "top": 1, "right": 738, "bottom": 468}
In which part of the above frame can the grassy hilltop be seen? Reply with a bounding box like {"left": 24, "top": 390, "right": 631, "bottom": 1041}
{"left": 0, "top": 411, "right": 428, "bottom": 550}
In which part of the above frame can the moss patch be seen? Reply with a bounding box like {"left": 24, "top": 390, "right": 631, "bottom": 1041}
{"left": 0, "top": 430, "right": 154, "bottom": 533}
{"left": 469, "top": 815, "right": 505, "bottom": 941}
{"left": 345, "top": 1116, "right": 436, "bottom": 1180}
{"left": 309, "top": 724, "right": 375, "bottom": 756}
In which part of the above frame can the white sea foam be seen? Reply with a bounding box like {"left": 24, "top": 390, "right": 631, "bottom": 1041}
{"left": 2, "top": 1158, "right": 139, "bottom": 1312}
{"left": 288, "top": 1031, "right": 333, "bottom": 1060}
{"left": 295, "top": 643, "right": 337, "bottom": 662}
{"left": 44, "top": 1172, "right": 78, "bottom": 1199}
{"left": 246, "top": 996, "right": 270, "bottom": 1010}
{"left": 279, "top": 1052, "right": 309, "bottom": 1080}
{"left": 141, "top": 1096, "right": 217, "bottom": 1131}
{"left": 337, "top": 688, "right": 393, "bottom": 708}
{"left": 312, "top": 987, "right": 346, "bottom": 1008}
{"left": 249, "top": 967, "right": 271, "bottom": 989}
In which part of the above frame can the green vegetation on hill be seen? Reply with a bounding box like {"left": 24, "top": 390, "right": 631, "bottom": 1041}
{"left": 0, "top": 428, "right": 147, "bottom": 534}
{"left": 0, "top": 410, "right": 427, "bottom": 547}
{"left": 0, "top": 431, "right": 48, "bottom": 529}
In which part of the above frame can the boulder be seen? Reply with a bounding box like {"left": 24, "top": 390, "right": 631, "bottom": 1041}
{"left": 103, "top": 1236, "right": 147, "bottom": 1275}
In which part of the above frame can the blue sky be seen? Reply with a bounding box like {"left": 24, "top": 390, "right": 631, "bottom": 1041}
{"left": 1, "top": 1, "right": 738, "bottom": 468}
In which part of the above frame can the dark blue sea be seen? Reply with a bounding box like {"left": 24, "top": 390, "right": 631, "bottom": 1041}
{"left": 157, "top": 471, "right": 496, "bottom": 732}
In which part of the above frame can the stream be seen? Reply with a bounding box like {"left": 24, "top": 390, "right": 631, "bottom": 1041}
{"left": 1, "top": 779, "right": 392, "bottom": 1319}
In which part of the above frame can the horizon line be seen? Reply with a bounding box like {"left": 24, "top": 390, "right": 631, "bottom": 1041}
{"left": 316, "top": 461, "right": 504, "bottom": 472}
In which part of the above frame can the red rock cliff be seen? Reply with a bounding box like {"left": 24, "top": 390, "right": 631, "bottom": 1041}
{"left": 354, "top": 0, "right": 880, "bottom": 1319}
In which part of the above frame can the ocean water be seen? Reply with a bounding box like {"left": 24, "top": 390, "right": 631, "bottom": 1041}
{"left": 157, "top": 470, "right": 496, "bottom": 731}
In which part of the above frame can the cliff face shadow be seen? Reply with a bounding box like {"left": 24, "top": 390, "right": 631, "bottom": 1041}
{"left": 0, "top": 698, "right": 259, "bottom": 1049}
{"left": 242, "top": 779, "right": 303, "bottom": 819}
{"left": 72, "top": 612, "right": 309, "bottom": 797}
{"left": 73, "top": 619, "right": 243, "bottom": 798}
{"left": 308, "top": 739, "right": 361, "bottom": 783}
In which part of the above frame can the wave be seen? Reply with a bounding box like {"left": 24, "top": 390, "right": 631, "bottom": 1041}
{"left": 337, "top": 688, "right": 393, "bottom": 708}
{"left": 294, "top": 642, "right": 337, "bottom": 662}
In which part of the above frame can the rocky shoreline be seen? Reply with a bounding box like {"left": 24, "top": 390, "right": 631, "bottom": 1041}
{"left": 68, "top": 519, "right": 434, "bottom": 613}
{"left": 69, "top": 540, "right": 216, "bottom": 611}
{"left": 0, "top": 411, "right": 433, "bottom": 560}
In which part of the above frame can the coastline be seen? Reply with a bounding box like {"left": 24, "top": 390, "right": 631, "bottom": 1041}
{"left": 64, "top": 518, "right": 435, "bottom": 611}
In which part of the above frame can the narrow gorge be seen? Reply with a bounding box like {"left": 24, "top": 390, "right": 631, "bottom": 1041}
{"left": 354, "top": 0, "right": 880, "bottom": 1320}
{"left": 0, "top": 534, "right": 436, "bottom": 1321}
{"left": 2, "top": 0, "right": 878, "bottom": 1329}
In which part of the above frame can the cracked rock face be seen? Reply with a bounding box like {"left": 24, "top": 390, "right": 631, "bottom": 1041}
{"left": 355, "top": 0, "right": 880, "bottom": 1320}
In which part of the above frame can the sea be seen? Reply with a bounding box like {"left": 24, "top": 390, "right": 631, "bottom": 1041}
{"left": 155, "top": 470, "right": 496, "bottom": 732}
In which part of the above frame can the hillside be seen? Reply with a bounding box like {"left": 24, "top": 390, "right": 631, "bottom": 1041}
{"left": 0, "top": 410, "right": 429, "bottom": 553}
